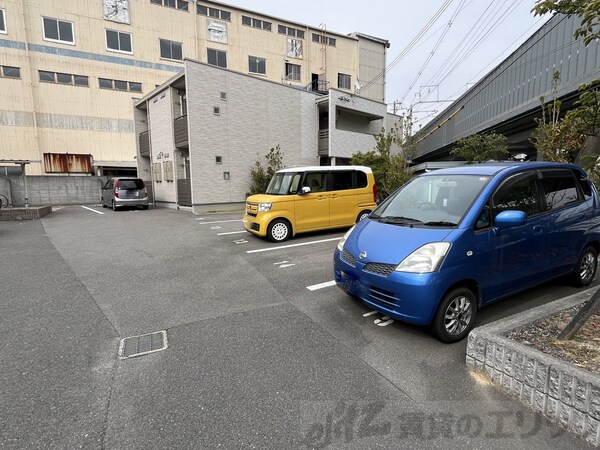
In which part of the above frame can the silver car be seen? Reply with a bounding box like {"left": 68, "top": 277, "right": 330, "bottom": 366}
{"left": 101, "top": 178, "right": 149, "bottom": 211}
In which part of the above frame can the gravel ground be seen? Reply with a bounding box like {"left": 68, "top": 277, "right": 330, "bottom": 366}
{"left": 506, "top": 305, "right": 600, "bottom": 375}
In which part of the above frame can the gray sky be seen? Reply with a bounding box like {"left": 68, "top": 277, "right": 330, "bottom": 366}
{"left": 225, "top": 0, "right": 549, "bottom": 127}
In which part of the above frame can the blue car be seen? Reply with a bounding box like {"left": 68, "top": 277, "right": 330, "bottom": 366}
{"left": 334, "top": 162, "right": 600, "bottom": 342}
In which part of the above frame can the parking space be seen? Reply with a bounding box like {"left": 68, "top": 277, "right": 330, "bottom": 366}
{"left": 1, "top": 206, "right": 596, "bottom": 448}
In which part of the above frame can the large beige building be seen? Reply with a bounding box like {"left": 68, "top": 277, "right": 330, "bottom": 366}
{"left": 0, "top": 0, "right": 389, "bottom": 176}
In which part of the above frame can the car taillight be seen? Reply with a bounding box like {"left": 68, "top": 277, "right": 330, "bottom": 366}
{"left": 143, "top": 186, "right": 148, "bottom": 198}
{"left": 373, "top": 182, "right": 378, "bottom": 203}
{"left": 114, "top": 179, "right": 119, "bottom": 198}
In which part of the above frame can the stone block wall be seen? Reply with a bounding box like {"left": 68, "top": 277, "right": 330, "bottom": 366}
{"left": 467, "top": 289, "right": 600, "bottom": 447}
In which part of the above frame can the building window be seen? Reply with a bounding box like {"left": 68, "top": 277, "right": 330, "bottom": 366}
{"left": 213, "top": 106, "right": 220, "bottom": 115}
{"left": 105, "top": 29, "right": 132, "bottom": 53}
{"left": 312, "top": 33, "right": 336, "bottom": 47}
{"left": 39, "top": 70, "right": 89, "bottom": 86}
{"left": 285, "top": 63, "right": 301, "bottom": 82}
{"left": 220, "top": 91, "right": 227, "bottom": 100}
{"left": 241, "top": 15, "right": 271, "bottom": 31}
{"left": 197, "top": 5, "right": 231, "bottom": 21}
{"left": 99, "top": 78, "right": 142, "bottom": 92}
{"left": 338, "top": 73, "right": 351, "bottom": 90}
{"left": 160, "top": 39, "right": 183, "bottom": 61}
{"left": 278, "top": 25, "right": 304, "bottom": 39}
{"left": 215, "top": 156, "right": 222, "bottom": 164}
{"left": 42, "top": 17, "right": 74, "bottom": 44}
{"left": 151, "top": 0, "right": 188, "bottom": 11}
{"left": 248, "top": 56, "right": 266, "bottom": 75}
{"left": 207, "top": 48, "right": 227, "bottom": 68}
{"left": 0, "top": 9, "right": 6, "bottom": 34}
{"left": 1, "top": 66, "right": 20, "bottom": 79}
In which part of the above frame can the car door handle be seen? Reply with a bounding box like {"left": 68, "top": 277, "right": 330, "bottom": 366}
{"left": 533, "top": 225, "right": 543, "bottom": 235}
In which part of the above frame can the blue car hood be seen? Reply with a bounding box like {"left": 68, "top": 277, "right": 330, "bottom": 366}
{"left": 345, "top": 219, "right": 455, "bottom": 265}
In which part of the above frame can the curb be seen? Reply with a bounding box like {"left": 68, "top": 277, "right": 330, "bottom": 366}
{"left": 467, "top": 287, "right": 600, "bottom": 447}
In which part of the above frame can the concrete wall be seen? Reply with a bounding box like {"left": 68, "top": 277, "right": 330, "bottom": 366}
{"left": 1, "top": 176, "right": 104, "bottom": 206}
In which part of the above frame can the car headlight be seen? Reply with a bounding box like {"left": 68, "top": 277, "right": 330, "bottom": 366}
{"left": 258, "top": 202, "right": 272, "bottom": 212}
{"left": 396, "top": 242, "right": 451, "bottom": 273}
{"left": 337, "top": 225, "right": 355, "bottom": 252}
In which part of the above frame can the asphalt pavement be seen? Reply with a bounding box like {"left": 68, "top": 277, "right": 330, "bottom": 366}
{"left": 0, "top": 205, "right": 596, "bottom": 449}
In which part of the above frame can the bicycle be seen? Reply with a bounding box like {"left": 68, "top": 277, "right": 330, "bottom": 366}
{"left": 0, "top": 193, "right": 9, "bottom": 209}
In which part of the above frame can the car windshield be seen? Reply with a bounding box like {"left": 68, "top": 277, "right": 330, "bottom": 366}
{"left": 372, "top": 174, "right": 490, "bottom": 227}
{"left": 265, "top": 172, "right": 302, "bottom": 195}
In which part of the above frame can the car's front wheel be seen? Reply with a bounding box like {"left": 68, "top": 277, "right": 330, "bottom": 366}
{"left": 267, "top": 219, "right": 291, "bottom": 242}
{"left": 571, "top": 246, "right": 597, "bottom": 287}
{"left": 431, "top": 287, "right": 477, "bottom": 343}
{"left": 356, "top": 210, "right": 371, "bottom": 223}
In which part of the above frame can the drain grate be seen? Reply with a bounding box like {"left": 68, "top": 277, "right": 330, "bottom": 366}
{"left": 119, "top": 331, "right": 168, "bottom": 359}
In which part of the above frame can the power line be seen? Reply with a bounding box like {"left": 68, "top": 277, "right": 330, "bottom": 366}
{"left": 360, "top": 0, "right": 455, "bottom": 92}
{"left": 399, "top": 0, "right": 468, "bottom": 104}
{"left": 420, "top": 0, "right": 521, "bottom": 102}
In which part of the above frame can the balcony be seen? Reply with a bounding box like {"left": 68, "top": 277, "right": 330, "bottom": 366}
{"left": 318, "top": 129, "right": 329, "bottom": 155}
{"left": 174, "top": 114, "right": 188, "bottom": 148}
{"left": 139, "top": 131, "right": 150, "bottom": 157}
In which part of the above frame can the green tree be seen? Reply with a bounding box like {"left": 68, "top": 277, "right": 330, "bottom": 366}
{"left": 246, "top": 145, "right": 284, "bottom": 196}
{"left": 530, "top": 72, "right": 588, "bottom": 163}
{"left": 568, "top": 79, "right": 600, "bottom": 182}
{"left": 567, "top": 79, "right": 600, "bottom": 138}
{"left": 532, "top": 0, "right": 600, "bottom": 46}
{"left": 351, "top": 118, "right": 415, "bottom": 200}
{"left": 450, "top": 132, "right": 510, "bottom": 163}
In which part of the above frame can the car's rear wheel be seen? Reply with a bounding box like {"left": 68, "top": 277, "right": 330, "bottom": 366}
{"left": 431, "top": 287, "right": 477, "bottom": 343}
{"left": 112, "top": 201, "right": 117, "bottom": 211}
{"left": 101, "top": 198, "right": 106, "bottom": 208}
{"left": 142, "top": 205, "right": 148, "bottom": 210}
{"left": 356, "top": 210, "right": 371, "bottom": 223}
{"left": 267, "top": 219, "right": 291, "bottom": 242}
{"left": 571, "top": 246, "right": 597, "bottom": 287}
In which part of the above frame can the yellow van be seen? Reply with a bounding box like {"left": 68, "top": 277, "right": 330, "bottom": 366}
{"left": 243, "top": 166, "right": 378, "bottom": 242}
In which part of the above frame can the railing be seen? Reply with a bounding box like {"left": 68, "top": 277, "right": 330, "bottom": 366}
{"left": 306, "top": 80, "right": 330, "bottom": 93}
{"left": 318, "top": 129, "right": 329, "bottom": 153}
{"left": 173, "top": 115, "right": 188, "bottom": 148}
{"left": 139, "top": 131, "right": 150, "bottom": 157}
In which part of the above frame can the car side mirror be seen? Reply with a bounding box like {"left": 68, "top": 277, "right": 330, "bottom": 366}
{"left": 299, "top": 186, "right": 311, "bottom": 195}
{"left": 493, "top": 210, "right": 526, "bottom": 234}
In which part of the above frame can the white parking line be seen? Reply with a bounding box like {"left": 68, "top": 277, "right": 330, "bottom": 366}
{"left": 374, "top": 315, "right": 390, "bottom": 324}
{"left": 306, "top": 280, "right": 336, "bottom": 291}
{"left": 81, "top": 206, "right": 104, "bottom": 215}
{"left": 217, "top": 230, "right": 248, "bottom": 235}
{"left": 197, "top": 219, "right": 242, "bottom": 225}
{"left": 362, "top": 311, "right": 378, "bottom": 317}
{"left": 246, "top": 237, "right": 341, "bottom": 254}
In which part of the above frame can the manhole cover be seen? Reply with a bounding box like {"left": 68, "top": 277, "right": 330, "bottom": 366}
{"left": 119, "top": 331, "right": 167, "bottom": 359}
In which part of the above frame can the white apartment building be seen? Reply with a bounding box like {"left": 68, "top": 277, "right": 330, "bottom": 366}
{"left": 0, "top": 0, "right": 390, "bottom": 177}
{"left": 134, "top": 59, "right": 401, "bottom": 212}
